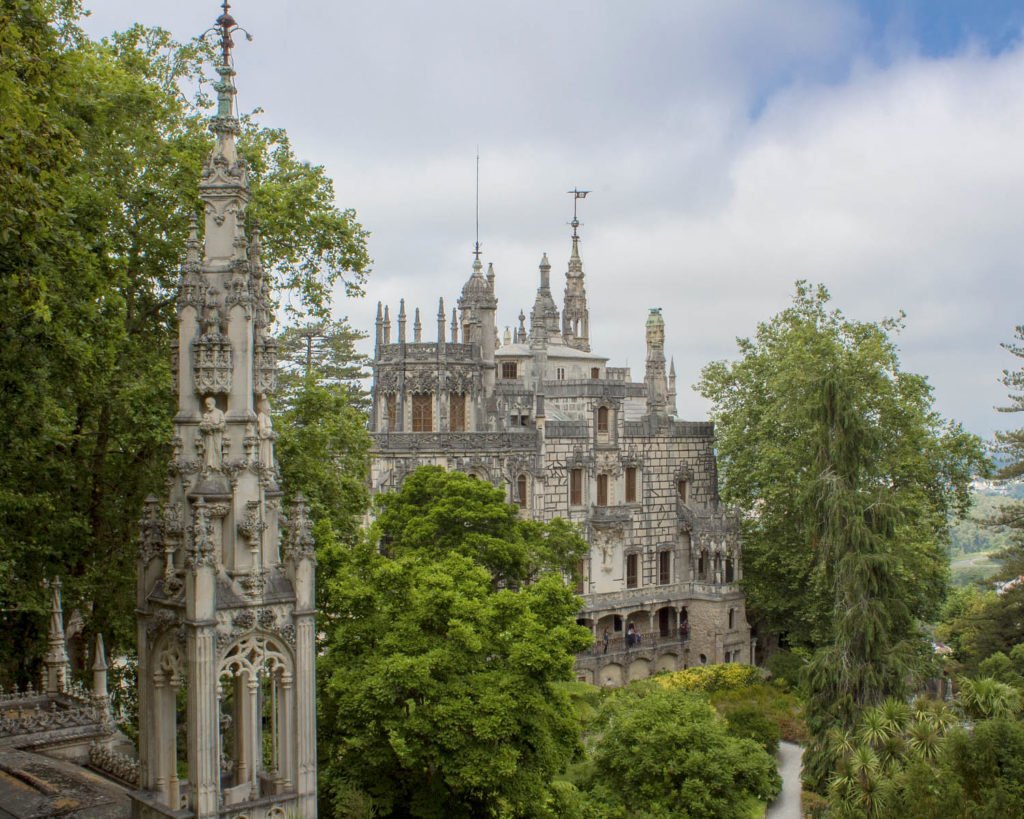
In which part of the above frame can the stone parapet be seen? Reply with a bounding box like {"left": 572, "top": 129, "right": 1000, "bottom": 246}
{"left": 372, "top": 431, "right": 537, "bottom": 453}
{"left": 377, "top": 342, "right": 477, "bottom": 362}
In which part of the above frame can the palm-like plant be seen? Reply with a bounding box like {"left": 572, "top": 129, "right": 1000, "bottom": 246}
{"left": 957, "top": 676, "right": 1022, "bottom": 721}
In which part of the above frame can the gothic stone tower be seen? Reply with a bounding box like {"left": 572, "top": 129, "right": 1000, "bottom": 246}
{"left": 132, "top": 7, "right": 317, "bottom": 817}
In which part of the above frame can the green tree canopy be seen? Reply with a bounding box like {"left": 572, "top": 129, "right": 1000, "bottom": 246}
{"left": 577, "top": 682, "right": 781, "bottom": 818}
{"left": 697, "top": 282, "right": 986, "bottom": 648}
{"left": 318, "top": 467, "right": 591, "bottom": 818}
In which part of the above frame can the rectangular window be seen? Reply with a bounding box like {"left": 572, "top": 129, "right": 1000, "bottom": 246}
{"left": 557, "top": 367, "right": 565, "bottom": 380}
{"left": 625, "top": 467, "right": 637, "bottom": 502}
{"left": 449, "top": 392, "right": 466, "bottom": 431}
{"left": 575, "top": 559, "right": 585, "bottom": 595}
{"left": 517, "top": 474, "right": 528, "bottom": 509}
{"left": 385, "top": 394, "right": 397, "bottom": 431}
{"left": 659, "top": 550, "right": 671, "bottom": 585}
{"left": 501, "top": 362, "right": 518, "bottom": 379}
{"left": 591, "top": 367, "right": 600, "bottom": 379}
{"left": 596, "top": 474, "right": 608, "bottom": 506}
{"left": 678, "top": 479, "right": 688, "bottom": 503}
{"left": 597, "top": 406, "right": 609, "bottom": 433}
{"left": 626, "top": 553, "right": 638, "bottom": 589}
{"left": 570, "top": 468, "right": 582, "bottom": 506}
{"left": 411, "top": 393, "right": 432, "bottom": 432}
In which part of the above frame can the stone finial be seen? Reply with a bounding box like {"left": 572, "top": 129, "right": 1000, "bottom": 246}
{"left": 451, "top": 308, "right": 459, "bottom": 343}
{"left": 486, "top": 262, "right": 495, "bottom": 289}
{"left": 413, "top": 307, "right": 422, "bottom": 342}
{"left": 383, "top": 304, "right": 391, "bottom": 345}
{"left": 398, "top": 299, "right": 407, "bottom": 344}
{"left": 437, "top": 298, "right": 446, "bottom": 342}
{"left": 44, "top": 579, "right": 70, "bottom": 695}
{"left": 92, "top": 633, "right": 109, "bottom": 706}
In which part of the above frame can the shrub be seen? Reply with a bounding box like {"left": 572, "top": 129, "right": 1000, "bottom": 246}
{"left": 724, "top": 704, "right": 781, "bottom": 754}
{"left": 656, "top": 662, "right": 763, "bottom": 693}
{"left": 712, "top": 682, "right": 808, "bottom": 744}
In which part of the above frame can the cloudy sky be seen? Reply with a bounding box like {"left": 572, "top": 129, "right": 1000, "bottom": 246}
{"left": 82, "top": 1, "right": 1024, "bottom": 440}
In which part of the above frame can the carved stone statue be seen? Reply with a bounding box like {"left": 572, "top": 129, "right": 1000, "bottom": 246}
{"left": 256, "top": 394, "right": 276, "bottom": 470}
{"left": 201, "top": 290, "right": 223, "bottom": 337}
{"left": 199, "top": 396, "right": 226, "bottom": 471}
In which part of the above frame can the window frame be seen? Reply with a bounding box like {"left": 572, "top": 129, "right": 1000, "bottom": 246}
{"left": 411, "top": 393, "right": 433, "bottom": 432}
{"left": 570, "top": 468, "right": 583, "bottom": 506}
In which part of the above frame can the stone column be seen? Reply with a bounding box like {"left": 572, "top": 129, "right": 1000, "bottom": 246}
{"left": 234, "top": 675, "right": 249, "bottom": 785}
{"left": 280, "top": 673, "right": 295, "bottom": 790}
{"left": 168, "top": 681, "right": 181, "bottom": 809}
{"left": 154, "top": 678, "right": 168, "bottom": 803}
{"left": 247, "top": 674, "right": 260, "bottom": 799}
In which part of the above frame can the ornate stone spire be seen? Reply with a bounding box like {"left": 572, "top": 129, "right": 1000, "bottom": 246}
{"left": 135, "top": 6, "right": 318, "bottom": 813}
{"left": 437, "top": 297, "right": 446, "bottom": 342}
{"left": 44, "top": 579, "right": 69, "bottom": 695}
{"left": 645, "top": 308, "right": 668, "bottom": 416}
{"left": 398, "top": 299, "right": 407, "bottom": 343}
{"left": 413, "top": 307, "right": 422, "bottom": 342}
{"left": 669, "top": 357, "right": 678, "bottom": 417}
{"left": 562, "top": 191, "right": 591, "bottom": 351}
{"left": 383, "top": 304, "right": 391, "bottom": 344}
{"left": 529, "top": 253, "right": 561, "bottom": 347}
{"left": 92, "top": 633, "right": 110, "bottom": 715}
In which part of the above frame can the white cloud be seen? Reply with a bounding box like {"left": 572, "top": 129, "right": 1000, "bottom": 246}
{"left": 80, "top": 1, "right": 1024, "bottom": 438}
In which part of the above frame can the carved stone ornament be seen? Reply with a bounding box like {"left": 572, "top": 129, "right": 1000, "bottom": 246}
{"left": 377, "top": 368, "right": 399, "bottom": 393}
{"left": 254, "top": 336, "right": 278, "bottom": 396}
{"left": 186, "top": 497, "right": 217, "bottom": 571}
{"left": 404, "top": 368, "right": 438, "bottom": 395}
{"left": 192, "top": 334, "right": 232, "bottom": 397}
{"left": 138, "top": 495, "right": 164, "bottom": 564}
{"left": 282, "top": 494, "right": 315, "bottom": 561}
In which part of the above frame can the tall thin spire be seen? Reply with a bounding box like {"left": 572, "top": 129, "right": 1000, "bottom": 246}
{"left": 563, "top": 188, "right": 591, "bottom": 351}
{"left": 44, "top": 578, "right": 69, "bottom": 695}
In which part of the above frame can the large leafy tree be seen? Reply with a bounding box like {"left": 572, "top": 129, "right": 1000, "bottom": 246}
{"left": 0, "top": 1, "right": 369, "bottom": 684}
{"left": 319, "top": 467, "right": 591, "bottom": 818}
{"left": 990, "top": 325, "right": 1024, "bottom": 575}
{"left": 697, "top": 282, "right": 986, "bottom": 648}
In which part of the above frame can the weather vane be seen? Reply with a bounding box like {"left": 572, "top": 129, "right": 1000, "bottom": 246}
{"left": 569, "top": 191, "right": 593, "bottom": 241}
{"left": 203, "top": 1, "right": 253, "bottom": 66}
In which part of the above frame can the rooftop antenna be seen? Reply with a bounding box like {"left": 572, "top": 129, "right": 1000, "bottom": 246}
{"left": 473, "top": 149, "right": 482, "bottom": 262}
{"left": 568, "top": 187, "right": 590, "bottom": 240}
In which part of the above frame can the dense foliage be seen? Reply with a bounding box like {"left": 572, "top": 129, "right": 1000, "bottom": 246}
{"left": 698, "top": 283, "right": 986, "bottom": 649}
{"left": 990, "top": 325, "right": 1024, "bottom": 577}
{"left": 0, "top": 0, "right": 369, "bottom": 685}
{"left": 571, "top": 682, "right": 782, "bottom": 818}
{"left": 318, "top": 468, "right": 592, "bottom": 818}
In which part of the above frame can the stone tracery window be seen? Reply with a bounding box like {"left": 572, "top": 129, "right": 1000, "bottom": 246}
{"left": 218, "top": 633, "right": 295, "bottom": 802}
{"left": 411, "top": 393, "right": 432, "bottom": 432}
{"left": 449, "top": 392, "right": 466, "bottom": 431}
{"left": 385, "top": 394, "right": 397, "bottom": 431}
